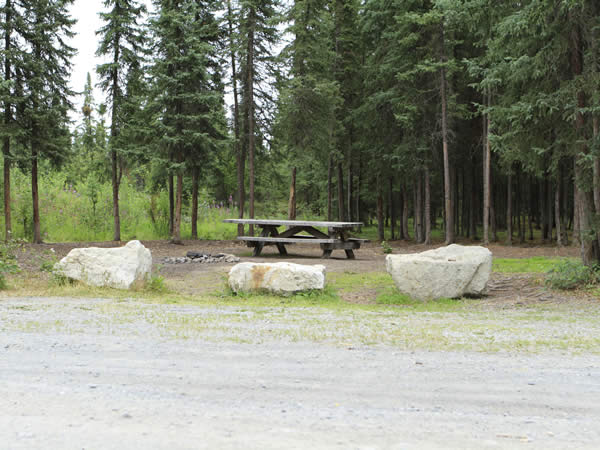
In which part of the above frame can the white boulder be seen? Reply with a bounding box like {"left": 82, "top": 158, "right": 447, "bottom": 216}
{"left": 228, "top": 262, "right": 326, "bottom": 295}
{"left": 385, "top": 244, "right": 492, "bottom": 300}
{"left": 54, "top": 240, "right": 152, "bottom": 290}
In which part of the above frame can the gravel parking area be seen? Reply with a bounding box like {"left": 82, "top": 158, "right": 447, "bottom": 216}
{"left": 2, "top": 297, "right": 600, "bottom": 449}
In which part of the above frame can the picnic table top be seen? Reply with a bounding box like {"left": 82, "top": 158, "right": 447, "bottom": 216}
{"left": 222, "top": 218, "right": 363, "bottom": 229}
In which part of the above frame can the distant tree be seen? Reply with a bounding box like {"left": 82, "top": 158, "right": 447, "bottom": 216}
{"left": 96, "top": 0, "right": 147, "bottom": 241}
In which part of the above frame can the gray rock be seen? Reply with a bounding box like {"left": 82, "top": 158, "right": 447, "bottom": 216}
{"left": 228, "top": 262, "right": 326, "bottom": 295}
{"left": 54, "top": 240, "right": 152, "bottom": 290}
{"left": 385, "top": 244, "right": 492, "bottom": 300}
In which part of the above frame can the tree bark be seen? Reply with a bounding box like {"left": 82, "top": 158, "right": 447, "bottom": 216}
{"left": 327, "top": 153, "right": 333, "bottom": 221}
{"left": 506, "top": 170, "right": 512, "bottom": 245}
{"left": 377, "top": 187, "right": 384, "bottom": 241}
{"left": 3, "top": 0, "right": 12, "bottom": 241}
{"left": 110, "top": 29, "right": 121, "bottom": 242}
{"left": 32, "top": 146, "right": 41, "bottom": 244}
{"left": 228, "top": 0, "right": 245, "bottom": 237}
{"left": 191, "top": 166, "right": 199, "bottom": 239}
{"left": 389, "top": 177, "right": 395, "bottom": 240}
{"left": 414, "top": 174, "right": 423, "bottom": 243}
{"left": 171, "top": 173, "right": 183, "bottom": 244}
{"left": 246, "top": 6, "right": 256, "bottom": 236}
{"left": 571, "top": 16, "right": 598, "bottom": 265}
{"left": 556, "top": 169, "right": 563, "bottom": 247}
{"left": 337, "top": 161, "right": 344, "bottom": 222}
{"left": 424, "top": 167, "right": 431, "bottom": 245}
{"left": 402, "top": 187, "right": 409, "bottom": 240}
{"left": 440, "top": 24, "right": 453, "bottom": 244}
{"left": 168, "top": 173, "right": 174, "bottom": 236}
{"left": 483, "top": 91, "right": 491, "bottom": 246}
{"left": 287, "top": 167, "right": 296, "bottom": 220}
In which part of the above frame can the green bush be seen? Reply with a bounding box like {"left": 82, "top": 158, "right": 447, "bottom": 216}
{"left": 0, "top": 239, "right": 22, "bottom": 289}
{"left": 545, "top": 260, "right": 600, "bottom": 290}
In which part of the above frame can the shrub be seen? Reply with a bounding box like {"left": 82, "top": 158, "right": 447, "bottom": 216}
{"left": 545, "top": 260, "right": 600, "bottom": 290}
{"left": 0, "top": 239, "right": 22, "bottom": 289}
{"left": 381, "top": 241, "right": 393, "bottom": 254}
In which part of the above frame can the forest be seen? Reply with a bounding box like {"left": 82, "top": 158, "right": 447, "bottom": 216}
{"left": 1, "top": 0, "right": 600, "bottom": 265}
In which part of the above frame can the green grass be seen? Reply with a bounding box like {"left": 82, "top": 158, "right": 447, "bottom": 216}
{"left": 493, "top": 256, "right": 577, "bottom": 273}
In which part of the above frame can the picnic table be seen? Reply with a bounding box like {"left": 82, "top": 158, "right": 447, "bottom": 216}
{"left": 222, "top": 219, "right": 367, "bottom": 259}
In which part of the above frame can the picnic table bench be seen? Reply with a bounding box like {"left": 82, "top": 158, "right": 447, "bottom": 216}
{"left": 222, "top": 219, "right": 368, "bottom": 259}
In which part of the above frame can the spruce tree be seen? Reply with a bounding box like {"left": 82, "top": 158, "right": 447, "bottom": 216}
{"left": 149, "top": 0, "right": 226, "bottom": 244}
{"left": 96, "top": 0, "right": 147, "bottom": 241}
{"left": 18, "top": 0, "right": 76, "bottom": 243}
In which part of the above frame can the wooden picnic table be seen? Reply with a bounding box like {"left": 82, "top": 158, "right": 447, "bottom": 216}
{"left": 222, "top": 219, "right": 367, "bottom": 259}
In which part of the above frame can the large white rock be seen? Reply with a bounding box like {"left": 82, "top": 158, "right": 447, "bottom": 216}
{"left": 229, "top": 262, "right": 326, "bottom": 295}
{"left": 385, "top": 244, "right": 492, "bottom": 300}
{"left": 54, "top": 240, "right": 152, "bottom": 290}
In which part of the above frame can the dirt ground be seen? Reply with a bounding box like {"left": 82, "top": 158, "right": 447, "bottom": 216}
{"left": 13, "top": 239, "right": 593, "bottom": 306}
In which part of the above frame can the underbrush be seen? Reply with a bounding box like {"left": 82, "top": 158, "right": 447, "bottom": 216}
{"left": 545, "top": 260, "right": 600, "bottom": 290}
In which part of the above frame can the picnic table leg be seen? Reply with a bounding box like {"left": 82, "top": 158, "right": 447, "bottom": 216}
{"left": 252, "top": 226, "right": 272, "bottom": 257}
{"left": 344, "top": 249, "right": 355, "bottom": 259}
{"left": 321, "top": 249, "right": 332, "bottom": 259}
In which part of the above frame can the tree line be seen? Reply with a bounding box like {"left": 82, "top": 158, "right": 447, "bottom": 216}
{"left": 1, "top": 0, "right": 599, "bottom": 265}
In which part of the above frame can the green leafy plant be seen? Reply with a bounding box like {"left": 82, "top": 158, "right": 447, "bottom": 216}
{"left": 381, "top": 241, "right": 393, "bottom": 254}
{"left": 0, "top": 239, "right": 22, "bottom": 289}
{"left": 545, "top": 260, "right": 600, "bottom": 290}
{"left": 39, "top": 248, "right": 59, "bottom": 273}
{"left": 147, "top": 274, "right": 167, "bottom": 292}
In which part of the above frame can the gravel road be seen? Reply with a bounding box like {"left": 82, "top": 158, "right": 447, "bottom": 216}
{"left": 2, "top": 297, "right": 600, "bottom": 449}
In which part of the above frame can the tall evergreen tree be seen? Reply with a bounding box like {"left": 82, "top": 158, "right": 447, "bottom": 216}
{"left": 17, "top": 0, "right": 76, "bottom": 243}
{"left": 96, "top": 0, "right": 147, "bottom": 241}
{"left": 149, "top": 0, "right": 226, "bottom": 244}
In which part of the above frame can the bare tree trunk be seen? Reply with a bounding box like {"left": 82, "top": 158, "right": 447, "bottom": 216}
{"left": 247, "top": 6, "right": 256, "bottom": 236}
{"left": 506, "top": 170, "right": 512, "bottom": 245}
{"left": 355, "top": 152, "right": 360, "bottom": 223}
{"left": 556, "top": 170, "right": 563, "bottom": 247}
{"left": 228, "top": 0, "right": 245, "bottom": 237}
{"left": 31, "top": 146, "right": 41, "bottom": 244}
{"left": 483, "top": 91, "right": 491, "bottom": 245}
{"left": 571, "top": 16, "right": 598, "bottom": 264}
{"left": 287, "top": 167, "right": 296, "bottom": 220}
{"left": 3, "top": 0, "right": 12, "bottom": 241}
{"left": 191, "top": 167, "right": 199, "bottom": 240}
{"left": 168, "top": 173, "right": 174, "bottom": 236}
{"left": 402, "top": 187, "right": 409, "bottom": 240}
{"left": 389, "top": 177, "right": 395, "bottom": 240}
{"left": 327, "top": 153, "right": 333, "bottom": 221}
{"left": 337, "top": 162, "right": 344, "bottom": 222}
{"left": 414, "top": 174, "right": 423, "bottom": 243}
{"left": 377, "top": 184, "right": 384, "bottom": 241}
{"left": 440, "top": 24, "right": 453, "bottom": 244}
{"left": 424, "top": 167, "right": 431, "bottom": 245}
{"left": 347, "top": 162, "right": 352, "bottom": 221}
{"left": 171, "top": 173, "right": 183, "bottom": 244}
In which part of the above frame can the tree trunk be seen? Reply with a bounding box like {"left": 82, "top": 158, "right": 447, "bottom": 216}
{"left": 470, "top": 160, "right": 477, "bottom": 240}
{"left": 556, "top": 170, "right": 563, "bottom": 247}
{"left": 31, "top": 146, "right": 41, "bottom": 244}
{"left": 506, "top": 171, "right": 512, "bottom": 245}
{"left": 571, "top": 16, "right": 598, "bottom": 264}
{"left": 191, "top": 166, "right": 199, "bottom": 240}
{"left": 337, "top": 162, "right": 344, "bottom": 222}
{"left": 377, "top": 185, "right": 384, "bottom": 241}
{"left": 171, "top": 173, "right": 183, "bottom": 244}
{"left": 228, "top": 0, "right": 245, "bottom": 237}
{"left": 168, "top": 173, "right": 174, "bottom": 236}
{"left": 110, "top": 36, "right": 121, "bottom": 242}
{"left": 402, "top": 187, "right": 409, "bottom": 240}
{"left": 483, "top": 91, "right": 491, "bottom": 245}
{"left": 247, "top": 6, "right": 256, "bottom": 236}
{"left": 414, "top": 174, "right": 423, "bottom": 243}
{"left": 440, "top": 24, "right": 453, "bottom": 244}
{"left": 347, "top": 162, "right": 352, "bottom": 221}
{"left": 287, "top": 167, "right": 296, "bottom": 220}
{"left": 389, "top": 177, "right": 395, "bottom": 240}
{"left": 355, "top": 151, "right": 361, "bottom": 223}
{"left": 3, "top": 0, "right": 12, "bottom": 241}
{"left": 424, "top": 167, "right": 431, "bottom": 245}
{"left": 327, "top": 153, "right": 333, "bottom": 221}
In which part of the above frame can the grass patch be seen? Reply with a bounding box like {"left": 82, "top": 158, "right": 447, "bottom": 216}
{"left": 493, "top": 256, "right": 575, "bottom": 273}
